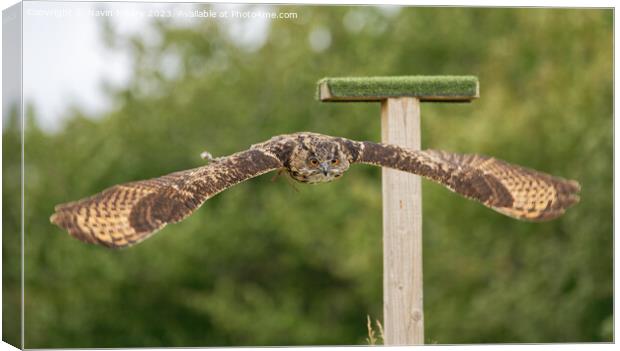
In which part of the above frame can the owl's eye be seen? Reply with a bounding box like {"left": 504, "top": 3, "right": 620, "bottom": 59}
{"left": 331, "top": 159, "right": 339, "bottom": 165}
{"left": 310, "top": 159, "right": 319, "bottom": 166}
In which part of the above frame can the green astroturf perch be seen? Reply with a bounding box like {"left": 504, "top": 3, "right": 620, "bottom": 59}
{"left": 317, "top": 75, "right": 480, "bottom": 346}
{"left": 317, "top": 75, "right": 479, "bottom": 102}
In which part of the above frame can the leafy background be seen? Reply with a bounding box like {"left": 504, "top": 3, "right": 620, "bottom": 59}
{"left": 2, "top": 5, "right": 613, "bottom": 347}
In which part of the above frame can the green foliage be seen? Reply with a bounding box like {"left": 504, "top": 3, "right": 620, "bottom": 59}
{"left": 2, "top": 105, "right": 22, "bottom": 348}
{"left": 317, "top": 75, "right": 479, "bottom": 100}
{"left": 6, "top": 6, "right": 611, "bottom": 347}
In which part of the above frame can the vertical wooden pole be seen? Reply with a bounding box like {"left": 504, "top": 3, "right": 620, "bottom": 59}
{"left": 381, "top": 97, "right": 424, "bottom": 345}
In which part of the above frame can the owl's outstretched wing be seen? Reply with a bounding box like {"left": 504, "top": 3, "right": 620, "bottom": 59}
{"left": 354, "top": 141, "right": 580, "bottom": 221}
{"left": 50, "top": 148, "right": 282, "bottom": 248}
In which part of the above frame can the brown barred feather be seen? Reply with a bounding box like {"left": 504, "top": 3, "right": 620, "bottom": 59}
{"left": 50, "top": 148, "right": 282, "bottom": 248}
{"left": 357, "top": 141, "right": 580, "bottom": 221}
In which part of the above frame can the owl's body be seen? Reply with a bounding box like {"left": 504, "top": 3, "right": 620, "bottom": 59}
{"left": 51, "top": 132, "right": 580, "bottom": 248}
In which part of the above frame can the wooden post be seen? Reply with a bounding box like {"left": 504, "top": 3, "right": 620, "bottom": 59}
{"left": 317, "top": 76, "right": 479, "bottom": 345}
{"left": 381, "top": 97, "right": 423, "bottom": 345}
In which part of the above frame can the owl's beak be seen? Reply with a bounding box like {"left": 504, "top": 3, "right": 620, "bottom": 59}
{"left": 319, "top": 162, "right": 330, "bottom": 176}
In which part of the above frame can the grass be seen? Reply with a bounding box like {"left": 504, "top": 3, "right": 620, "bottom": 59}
{"left": 316, "top": 75, "right": 479, "bottom": 100}
{"left": 366, "top": 315, "right": 384, "bottom": 345}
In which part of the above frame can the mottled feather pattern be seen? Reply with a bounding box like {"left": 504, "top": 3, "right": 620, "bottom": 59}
{"left": 358, "top": 142, "right": 580, "bottom": 221}
{"left": 51, "top": 132, "right": 580, "bottom": 248}
{"left": 51, "top": 148, "right": 282, "bottom": 248}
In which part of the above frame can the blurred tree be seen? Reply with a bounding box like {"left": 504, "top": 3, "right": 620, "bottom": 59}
{"left": 2, "top": 104, "right": 22, "bottom": 347}
{"left": 7, "top": 5, "right": 612, "bottom": 347}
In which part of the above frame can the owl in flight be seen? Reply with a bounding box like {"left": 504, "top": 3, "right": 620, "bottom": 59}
{"left": 51, "top": 132, "right": 580, "bottom": 248}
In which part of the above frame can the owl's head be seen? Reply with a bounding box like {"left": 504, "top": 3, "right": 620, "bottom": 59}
{"left": 288, "top": 141, "right": 350, "bottom": 184}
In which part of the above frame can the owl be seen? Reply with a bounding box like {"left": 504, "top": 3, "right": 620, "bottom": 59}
{"left": 50, "top": 132, "right": 580, "bottom": 248}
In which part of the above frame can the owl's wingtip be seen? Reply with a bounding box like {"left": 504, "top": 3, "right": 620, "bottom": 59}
{"left": 50, "top": 213, "right": 58, "bottom": 224}
{"left": 49, "top": 209, "right": 66, "bottom": 226}
{"left": 559, "top": 178, "right": 581, "bottom": 206}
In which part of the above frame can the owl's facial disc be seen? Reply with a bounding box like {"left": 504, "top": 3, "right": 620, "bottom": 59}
{"left": 288, "top": 144, "right": 350, "bottom": 184}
